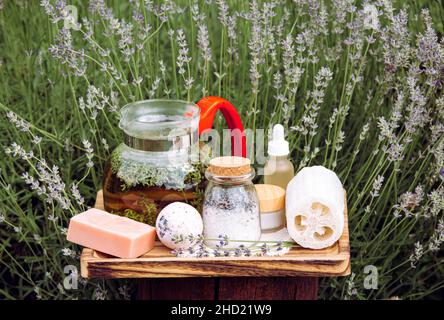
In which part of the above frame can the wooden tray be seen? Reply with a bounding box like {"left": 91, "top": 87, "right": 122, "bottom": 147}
{"left": 80, "top": 190, "right": 350, "bottom": 279}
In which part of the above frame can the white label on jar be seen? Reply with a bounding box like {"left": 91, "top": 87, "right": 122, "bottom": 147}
{"left": 260, "top": 210, "right": 285, "bottom": 231}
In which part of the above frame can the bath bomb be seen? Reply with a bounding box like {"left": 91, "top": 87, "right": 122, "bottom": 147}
{"left": 156, "top": 202, "right": 203, "bottom": 250}
{"left": 286, "top": 166, "right": 345, "bottom": 249}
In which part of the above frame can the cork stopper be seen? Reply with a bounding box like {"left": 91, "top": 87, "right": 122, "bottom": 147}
{"left": 207, "top": 156, "right": 252, "bottom": 177}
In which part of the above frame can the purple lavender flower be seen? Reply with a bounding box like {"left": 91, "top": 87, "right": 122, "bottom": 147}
{"left": 49, "top": 28, "right": 86, "bottom": 76}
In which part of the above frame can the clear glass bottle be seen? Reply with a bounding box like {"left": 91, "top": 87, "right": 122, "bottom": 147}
{"left": 264, "top": 124, "right": 294, "bottom": 190}
{"left": 264, "top": 155, "right": 295, "bottom": 189}
{"left": 202, "top": 157, "right": 261, "bottom": 248}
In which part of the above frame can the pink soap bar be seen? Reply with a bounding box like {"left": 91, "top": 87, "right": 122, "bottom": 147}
{"left": 67, "top": 208, "right": 156, "bottom": 258}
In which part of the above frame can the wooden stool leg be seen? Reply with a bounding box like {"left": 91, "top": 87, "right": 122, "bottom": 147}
{"left": 217, "top": 277, "right": 318, "bottom": 300}
{"left": 137, "top": 277, "right": 318, "bottom": 300}
{"left": 137, "top": 278, "right": 216, "bottom": 300}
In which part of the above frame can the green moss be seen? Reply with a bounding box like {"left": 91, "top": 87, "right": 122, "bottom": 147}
{"left": 110, "top": 149, "right": 122, "bottom": 174}
{"left": 111, "top": 146, "right": 206, "bottom": 191}
{"left": 189, "top": 188, "right": 205, "bottom": 213}
{"left": 137, "top": 198, "right": 159, "bottom": 226}
{"left": 184, "top": 164, "right": 202, "bottom": 186}
{"left": 114, "top": 201, "right": 158, "bottom": 226}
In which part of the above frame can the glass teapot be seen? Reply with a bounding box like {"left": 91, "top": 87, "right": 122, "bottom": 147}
{"left": 103, "top": 96, "right": 246, "bottom": 226}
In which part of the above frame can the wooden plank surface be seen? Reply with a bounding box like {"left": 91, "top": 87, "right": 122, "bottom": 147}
{"left": 80, "top": 190, "right": 350, "bottom": 279}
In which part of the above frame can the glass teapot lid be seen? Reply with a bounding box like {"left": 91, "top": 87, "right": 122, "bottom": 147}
{"left": 119, "top": 99, "right": 200, "bottom": 152}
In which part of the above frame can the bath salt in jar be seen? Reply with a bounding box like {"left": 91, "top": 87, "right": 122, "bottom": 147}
{"left": 254, "top": 184, "right": 286, "bottom": 232}
{"left": 203, "top": 156, "right": 261, "bottom": 248}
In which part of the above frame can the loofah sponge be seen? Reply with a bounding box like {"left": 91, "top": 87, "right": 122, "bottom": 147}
{"left": 286, "top": 166, "right": 345, "bottom": 249}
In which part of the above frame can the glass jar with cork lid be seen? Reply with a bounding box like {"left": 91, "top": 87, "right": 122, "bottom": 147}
{"left": 202, "top": 156, "right": 261, "bottom": 248}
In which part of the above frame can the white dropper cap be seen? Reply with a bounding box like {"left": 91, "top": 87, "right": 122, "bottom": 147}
{"left": 268, "top": 124, "right": 290, "bottom": 156}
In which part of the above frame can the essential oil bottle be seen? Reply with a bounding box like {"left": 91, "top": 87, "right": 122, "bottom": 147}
{"left": 264, "top": 124, "right": 294, "bottom": 190}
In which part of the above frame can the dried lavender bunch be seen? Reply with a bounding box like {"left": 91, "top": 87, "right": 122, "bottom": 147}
{"left": 171, "top": 233, "right": 295, "bottom": 258}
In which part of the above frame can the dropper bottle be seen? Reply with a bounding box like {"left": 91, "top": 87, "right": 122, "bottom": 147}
{"left": 264, "top": 124, "right": 295, "bottom": 190}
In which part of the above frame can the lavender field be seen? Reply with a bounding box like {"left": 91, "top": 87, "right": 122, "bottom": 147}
{"left": 0, "top": 0, "right": 443, "bottom": 299}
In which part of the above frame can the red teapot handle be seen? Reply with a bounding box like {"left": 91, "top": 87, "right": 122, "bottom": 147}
{"left": 196, "top": 96, "right": 246, "bottom": 158}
